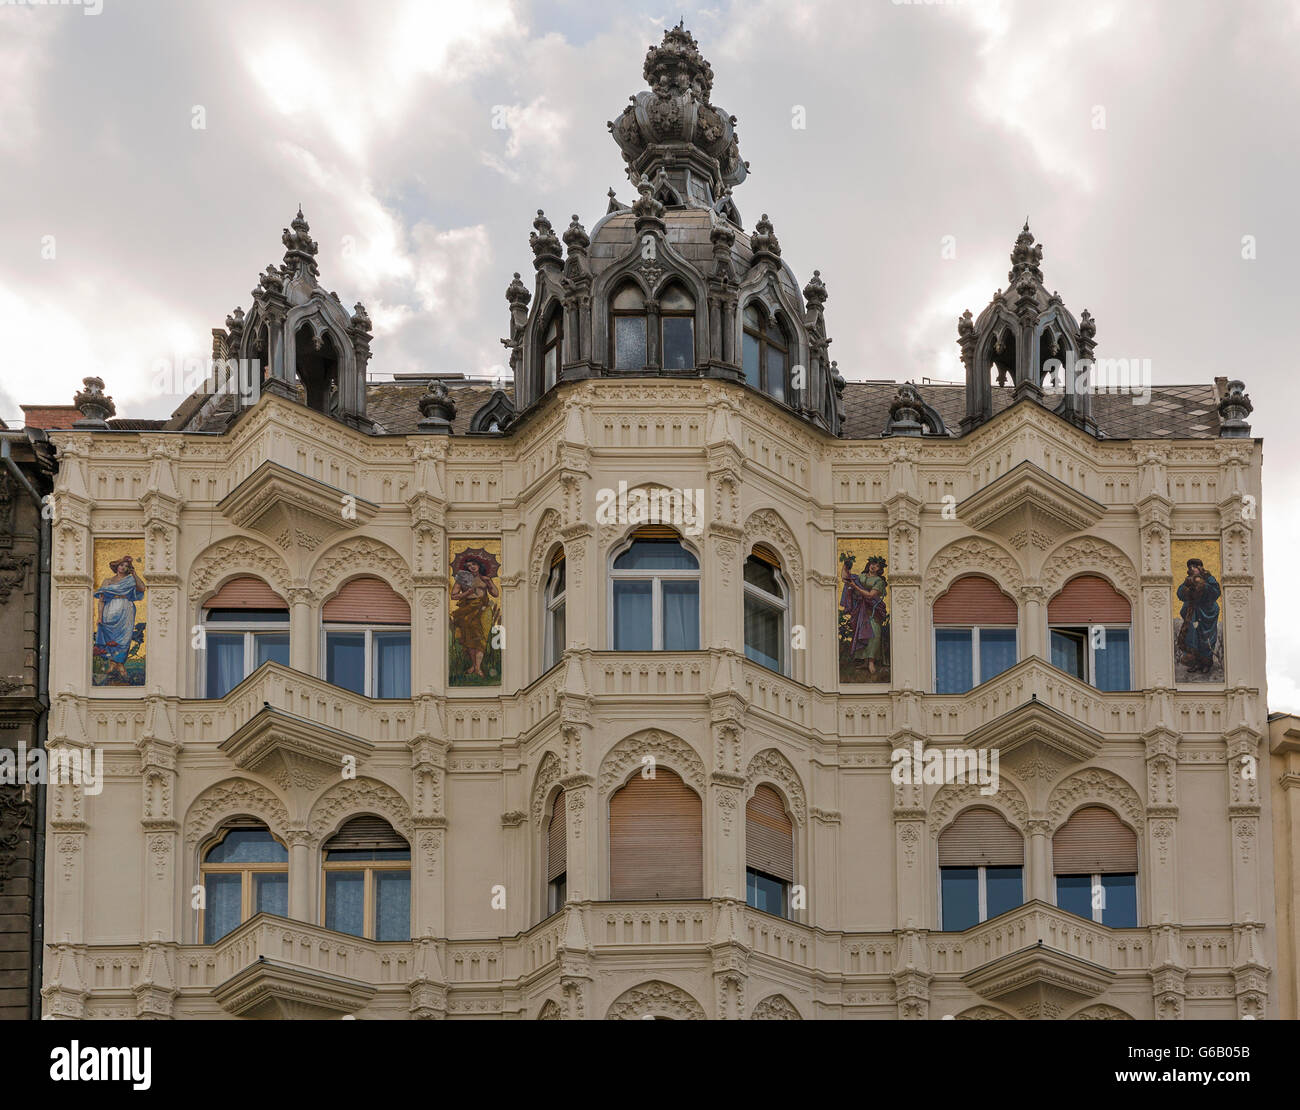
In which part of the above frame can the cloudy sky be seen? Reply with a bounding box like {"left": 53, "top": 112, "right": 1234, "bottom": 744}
{"left": 1, "top": 0, "right": 1296, "bottom": 704}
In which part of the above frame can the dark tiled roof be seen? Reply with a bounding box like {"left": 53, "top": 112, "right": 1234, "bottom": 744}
{"left": 367, "top": 383, "right": 505, "bottom": 435}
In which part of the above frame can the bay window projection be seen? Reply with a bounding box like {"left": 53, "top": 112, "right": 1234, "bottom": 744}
{"left": 200, "top": 824, "right": 288, "bottom": 943}
{"left": 610, "top": 526, "right": 700, "bottom": 651}
{"left": 608, "top": 768, "right": 703, "bottom": 900}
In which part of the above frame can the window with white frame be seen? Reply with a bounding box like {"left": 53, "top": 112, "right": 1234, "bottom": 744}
{"left": 609, "top": 527, "right": 699, "bottom": 651}
{"left": 322, "top": 576, "right": 412, "bottom": 699}
{"left": 200, "top": 577, "right": 290, "bottom": 698}
{"left": 1053, "top": 806, "right": 1138, "bottom": 928}
{"left": 937, "top": 807, "right": 1025, "bottom": 931}
{"left": 932, "top": 575, "right": 1018, "bottom": 694}
{"left": 543, "top": 550, "right": 566, "bottom": 672}
{"left": 743, "top": 547, "right": 788, "bottom": 674}
{"left": 1047, "top": 575, "right": 1132, "bottom": 692}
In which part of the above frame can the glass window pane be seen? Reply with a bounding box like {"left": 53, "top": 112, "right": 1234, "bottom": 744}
{"left": 205, "top": 829, "right": 288, "bottom": 864}
{"left": 743, "top": 555, "right": 781, "bottom": 595}
{"left": 205, "top": 609, "right": 288, "bottom": 623}
{"left": 935, "top": 629, "right": 973, "bottom": 694}
{"left": 613, "top": 539, "right": 698, "bottom": 570}
{"left": 254, "top": 872, "right": 287, "bottom": 918}
{"left": 745, "top": 594, "right": 783, "bottom": 672}
{"left": 742, "top": 331, "right": 761, "bottom": 389}
{"left": 1094, "top": 628, "right": 1131, "bottom": 692}
{"left": 549, "top": 601, "right": 566, "bottom": 667}
{"left": 941, "top": 867, "right": 979, "bottom": 931}
{"left": 614, "top": 316, "right": 647, "bottom": 369}
{"left": 1056, "top": 873, "right": 1093, "bottom": 920}
{"left": 373, "top": 632, "right": 411, "bottom": 699}
{"left": 612, "top": 580, "right": 653, "bottom": 650}
{"left": 254, "top": 632, "right": 290, "bottom": 669}
{"left": 1102, "top": 872, "right": 1138, "bottom": 928}
{"left": 326, "top": 631, "right": 366, "bottom": 695}
{"left": 544, "top": 344, "right": 557, "bottom": 390}
{"left": 612, "top": 285, "right": 645, "bottom": 311}
{"left": 205, "top": 632, "right": 245, "bottom": 699}
{"left": 374, "top": 870, "right": 411, "bottom": 941}
{"left": 766, "top": 343, "right": 786, "bottom": 401}
{"left": 979, "top": 628, "right": 1017, "bottom": 684}
{"left": 324, "top": 871, "right": 366, "bottom": 937}
{"left": 662, "top": 316, "right": 694, "bottom": 369}
{"left": 743, "top": 303, "right": 762, "bottom": 328}
{"left": 203, "top": 873, "right": 242, "bottom": 943}
{"left": 746, "top": 869, "right": 787, "bottom": 917}
{"left": 985, "top": 866, "right": 1023, "bottom": 919}
{"left": 1050, "top": 628, "right": 1086, "bottom": 679}
{"left": 660, "top": 284, "right": 694, "bottom": 311}
{"left": 662, "top": 580, "right": 700, "bottom": 651}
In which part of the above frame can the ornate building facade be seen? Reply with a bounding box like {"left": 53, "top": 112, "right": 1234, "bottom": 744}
{"left": 34, "top": 27, "right": 1274, "bottom": 1020}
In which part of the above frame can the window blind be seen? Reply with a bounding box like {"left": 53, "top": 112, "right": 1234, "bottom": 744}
{"left": 609, "top": 768, "right": 702, "bottom": 900}
{"left": 746, "top": 784, "right": 794, "bottom": 882}
{"left": 938, "top": 806, "right": 1024, "bottom": 867}
{"left": 933, "top": 575, "right": 1018, "bottom": 625}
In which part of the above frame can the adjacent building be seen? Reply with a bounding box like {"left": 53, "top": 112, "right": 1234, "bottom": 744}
{"left": 36, "top": 26, "right": 1274, "bottom": 1020}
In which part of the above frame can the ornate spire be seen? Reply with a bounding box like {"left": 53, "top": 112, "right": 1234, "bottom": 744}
{"left": 751, "top": 213, "right": 781, "bottom": 261}
{"left": 1218, "top": 380, "right": 1253, "bottom": 437}
{"left": 73, "top": 376, "right": 115, "bottom": 428}
{"left": 529, "top": 210, "right": 562, "bottom": 271}
{"left": 562, "top": 214, "right": 590, "bottom": 254}
{"left": 282, "top": 207, "right": 319, "bottom": 277}
{"left": 1008, "top": 220, "right": 1044, "bottom": 285}
{"left": 632, "top": 175, "right": 666, "bottom": 233}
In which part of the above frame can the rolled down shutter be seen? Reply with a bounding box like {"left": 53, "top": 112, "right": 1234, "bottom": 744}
{"left": 938, "top": 806, "right": 1024, "bottom": 867}
{"left": 1048, "top": 575, "right": 1131, "bottom": 624}
{"left": 609, "top": 768, "right": 702, "bottom": 900}
{"left": 746, "top": 784, "right": 794, "bottom": 882}
{"left": 1053, "top": 806, "right": 1138, "bottom": 873}
{"left": 204, "top": 576, "right": 287, "bottom": 610}
{"left": 324, "top": 815, "right": 409, "bottom": 852}
{"left": 933, "top": 575, "right": 1017, "bottom": 625}
{"left": 322, "top": 577, "right": 411, "bottom": 624}
{"left": 547, "top": 792, "right": 567, "bottom": 881}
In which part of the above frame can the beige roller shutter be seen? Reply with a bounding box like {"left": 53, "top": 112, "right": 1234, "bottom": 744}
{"left": 323, "top": 815, "right": 409, "bottom": 852}
{"left": 933, "top": 575, "right": 1018, "bottom": 625}
{"left": 609, "top": 768, "right": 702, "bottom": 899}
{"left": 746, "top": 785, "right": 794, "bottom": 882}
{"left": 204, "top": 576, "right": 287, "bottom": 611}
{"left": 938, "top": 806, "right": 1024, "bottom": 867}
{"left": 1048, "top": 575, "right": 1131, "bottom": 624}
{"left": 1053, "top": 806, "right": 1138, "bottom": 873}
{"left": 547, "top": 792, "right": 567, "bottom": 882}
{"left": 322, "top": 576, "right": 411, "bottom": 624}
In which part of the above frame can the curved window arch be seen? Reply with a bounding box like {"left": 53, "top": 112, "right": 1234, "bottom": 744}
{"left": 742, "top": 302, "right": 789, "bottom": 401}
{"left": 932, "top": 575, "right": 1018, "bottom": 694}
{"left": 322, "top": 576, "right": 411, "bottom": 699}
{"left": 609, "top": 767, "right": 702, "bottom": 899}
{"left": 746, "top": 784, "right": 793, "bottom": 917}
{"left": 1053, "top": 806, "right": 1138, "bottom": 928}
{"left": 659, "top": 282, "right": 695, "bottom": 370}
{"left": 322, "top": 816, "right": 411, "bottom": 941}
{"left": 610, "top": 283, "right": 648, "bottom": 370}
{"left": 201, "top": 577, "right": 289, "bottom": 698}
{"left": 541, "top": 308, "right": 563, "bottom": 391}
{"left": 543, "top": 549, "right": 566, "bottom": 673}
{"left": 744, "top": 545, "right": 788, "bottom": 674}
{"left": 938, "top": 806, "right": 1024, "bottom": 930}
{"left": 1048, "top": 574, "right": 1131, "bottom": 691}
{"left": 200, "top": 823, "right": 288, "bottom": 943}
{"left": 609, "top": 526, "right": 700, "bottom": 651}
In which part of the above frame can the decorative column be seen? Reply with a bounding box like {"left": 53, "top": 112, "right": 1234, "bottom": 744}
{"left": 890, "top": 690, "right": 927, "bottom": 930}
{"left": 885, "top": 469, "right": 923, "bottom": 687}
{"left": 137, "top": 694, "right": 181, "bottom": 946}
{"left": 557, "top": 663, "right": 595, "bottom": 902}
{"left": 709, "top": 653, "right": 746, "bottom": 901}
{"left": 287, "top": 587, "right": 316, "bottom": 675}
{"left": 1150, "top": 920, "right": 1187, "bottom": 1019}
{"left": 1018, "top": 585, "right": 1047, "bottom": 662}
{"left": 140, "top": 440, "right": 182, "bottom": 693}
{"left": 1026, "top": 819, "right": 1052, "bottom": 903}
{"left": 1136, "top": 450, "right": 1172, "bottom": 689}
{"left": 409, "top": 706, "right": 449, "bottom": 939}
{"left": 709, "top": 899, "right": 749, "bottom": 1019}
{"left": 286, "top": 826, "right": 313, "bottom": 922}
{"left": 891, "top": 923, "right": 931, "bottom": 1019}
{"left": 1142, "top": 714, "right": 1180, "bottom": 923}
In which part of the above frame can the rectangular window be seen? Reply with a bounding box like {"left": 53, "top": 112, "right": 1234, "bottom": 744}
{"left": 612, "top": 580, "right": 653, "bottom": 650}
{"left": 979, "top": 628, "right": 1017, "bottom": 683}
{"left": 324, "top": 871, "right": 366, "bottom": 937}
{"left": 253, "top": 872, "right": 288, "bottom": 917}
{"left": 374, "top": 870, "right": 411, "bottom": 941}
{"left": 661, "top": 316, "right": 694, "bottom": 370}
{"left": 326, "top": 631, "right": 366, "bottom": 696}
{"left": 203, "top": 873, "right": 242, "bottom": 944}
{"left": 548, "top": 873, "right": 567, "bottom": 916}
{"left": 1055, "top": 873, "right": 1093, "bottom": 920}
{"left": 935, "top": 627, "right": 1017, "bottom": 693}
{"left": 1057, "top": 872, "right": 1138, "bottom": 928}
{"left": 324, "top": 627, "right": 411, "bottom": 698}
{"left": 661, "top": 580, "right": 700, "bottom": 650}
{"left": 373, "top": 631, "right": 411, "bottom": 699}
{"left": 766, "top": 344, "right": 786, "bottom": 401}
{"left": 202, "top": 616, "right": 290, "bottom": 699}
{"left": 1051, "top": 625, "right": 1131, "bottom": 691}
{"left": 614, "top": 316, "right": 647, "bottom": 369}
{"left": 1050, "top": 628, "right": 1087, "bottom": 680}
{"left": 940, "top": 866, "right": 979, "bottom": 931}
{"left": 746, "top": 868, "right": 788, "bottom": 917}
{"left": 744, "top": 594, "right": 784, "bottom": 672}
{"left": 984, "top": 866, "right": 1023, "bottom": 919}
{"left": 742, "top": 331, "right": 761, "bottom": 389}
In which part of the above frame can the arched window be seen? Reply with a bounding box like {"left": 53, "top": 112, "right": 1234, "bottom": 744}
{"left": 547, "top": 790, "right": 567, "bottom": 914}
{"left": 542, "top": 310, "right": 563, "bottom": 391}
{"left": 295, "top": 323, "right": 340, "bottom": 414}
{"left": 1048, "top": 575, "right": 1131, "bottom": 691}
{"left": 201, "top": 577, "right": 289, "bottom": 698}
{"left": 746, "top": 784, "right": 793, "bottom": 917}
{"left": 938, "top": 807, "right": 1024, "bottom": 930}
{"left": 610, "top": 283, "right": 648, "bottom": 370}
{"left": 1053, "top": 806, "right": 1138, "bottom": 928}
{"left": 744, "top": 546, "right": 788, "bottom": 674}
{"left": 932, "top": 575, "right": 1018, "bottom": 694}
{"left": 610, "top": 526, "right": 700, "bottom": 651}
{"left": 322, "top": 816, "right": 411, "bottom": 941}
{"left": 742, "top": 303, "right": 789, "bottom": 402}
{"left": 543, "top": 550, "right": 566, "bottom": 673}
{"left": 659, "top": 283, "right": 695, "bottom": 370}
{"left": 322, "top": 576, "right": 411, "bottom": 698}
{"left": 201, "top": 823, "right": 288, "bottom": 943}
{"left": 609, "top": 767, "right": 702, "bottom": 899}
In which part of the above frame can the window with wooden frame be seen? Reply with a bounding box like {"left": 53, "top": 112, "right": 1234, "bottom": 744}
{"left": 543, "top": 549, "right": 566, "bottom": 673}
{"left": 608, "top": 767, "right": 702, "bottom": 900}
{"left": 742, "top": 302, "right": 789, "bottom": 401}
{"left": 938, "top": 807, "right": 1025, "bottom": 931}
{"left": 542, "top": 309, "right": 563, "bottom": 391}
{"left": 1048, "top": 575, "right": 1132, "bottom": 692}
{"left": 200, "top": 824, "right": 288, "bottom": 943}
{"left": 609, "top": 526, "right": 700, "bottom": 651}
{"left": 746, "top": 784, "right": 793, "bottom": 918}
{"left": 547, "top": 790, "right": 567, "bottom": 915}
{"left": 932, "top": 575, "right": 1018, "bottom": 694}
{"left": 322, "top": 816, "right": 411, "bottom": 941}
{"left": 610, "top": 283, "right": 648, "bottom": 370}
{"left": 201, "top": 577, "right": 290, "bottom": 698}
{"left": 744, "top": 545, "right": 788, "bottom": 675}
{"left": 322, "top": 576, "right": 412, "bottom": 699}
{"left": 1053, "top": 806, "right": 1138, "bottom": 928}
{"left": 659, "top": 283, "right": 695, "bottom": 370}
